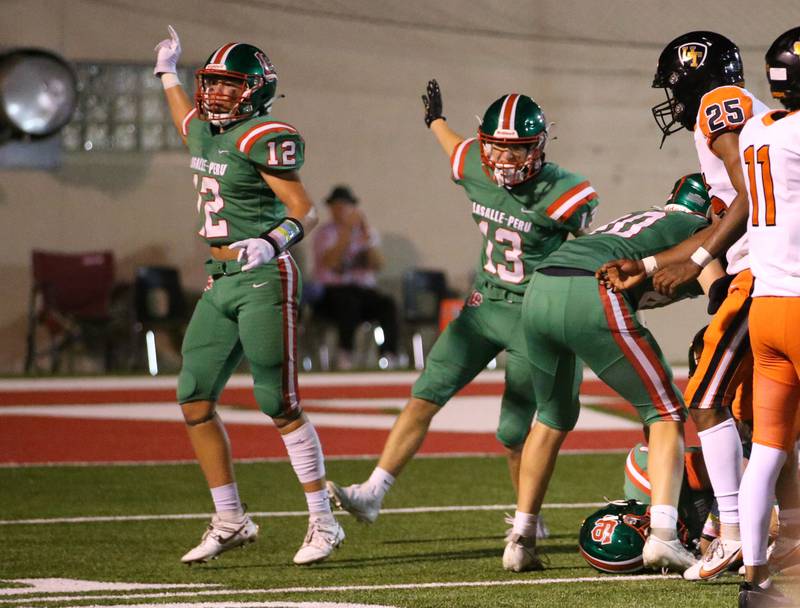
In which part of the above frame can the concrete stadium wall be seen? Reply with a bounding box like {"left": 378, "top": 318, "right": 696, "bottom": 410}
{"left": 1, "top": 1, "right": 797, "bottom": 372}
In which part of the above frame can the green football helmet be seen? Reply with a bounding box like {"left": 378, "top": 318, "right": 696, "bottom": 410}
{"left": 578, "top": 500, "right": 649, "bottom": 573}
{"left": 195, "top": 43, "right": 278, "bottom": 125}
{"left": 663, "top": 173, "right": 712, "bottom": 218}
{"left": 478, "top": 94, "right": 548, "bottom": 188}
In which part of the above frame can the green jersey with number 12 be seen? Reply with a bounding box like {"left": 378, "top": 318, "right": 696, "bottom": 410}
{"left": 182, "top": 108, "right": 306, "bottom": 245}
{"left": 542, "top": 208, "right": 709, "bottom": 309}
{"left": 451, "top": 138, "right": 599, "bottom": 295}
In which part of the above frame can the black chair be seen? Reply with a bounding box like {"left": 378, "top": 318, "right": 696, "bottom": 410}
{"left": 298, "top": 282, "right": 380, "bottom": 371}
{"left": 402, "top": 268, "right": 449, "bottom": 369}
{"left": 130, "top": 266, "right": 187, "bottom": 373}
{"left": 26, "top": 250, "right": 116, "bottom": 373}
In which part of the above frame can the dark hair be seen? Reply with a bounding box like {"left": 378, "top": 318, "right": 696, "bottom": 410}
{"left": 325, "top": 185, "right": 358, "bottom": 204}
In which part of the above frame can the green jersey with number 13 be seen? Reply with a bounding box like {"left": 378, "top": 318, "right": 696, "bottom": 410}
{"left": 451, "top": 137, "right": 599, "bottom": 295}
{"left": 181, "top": 108, "right": 306, "bottom": 245}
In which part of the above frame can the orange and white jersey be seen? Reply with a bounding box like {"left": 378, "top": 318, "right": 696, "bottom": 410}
{"left": 694, "top": 86, "right": 770, "bottom": 275}
{"left": 739, "top": 109, "right": 800, "bottom": 297}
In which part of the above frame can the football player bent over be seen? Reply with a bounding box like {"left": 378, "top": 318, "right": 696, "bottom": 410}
{"left": 506, "top": 175, "right": 722, "bottom": 573}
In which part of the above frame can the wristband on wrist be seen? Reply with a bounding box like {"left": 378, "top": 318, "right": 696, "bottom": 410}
{"left": 260, "top": 217, "right": 304, "bottom": 252}
{"left": 160, "top": 73, "right": 181, "bottom": 89}
{"left": 690, "top": 246, "right": 714, "bottom": 268}
{"left": 642, "top": 256, "right": 659, "bottom": 277}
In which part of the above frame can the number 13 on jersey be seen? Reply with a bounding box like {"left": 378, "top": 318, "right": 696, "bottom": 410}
{"left": 479, "top": 221, "right": 524, "bottom": 283}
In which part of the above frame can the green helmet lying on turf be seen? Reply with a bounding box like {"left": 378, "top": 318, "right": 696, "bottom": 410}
{"left": 195, "top": 42, "right": 278, "bottom": 125}
{"left": 578, "top": 500, "right": 650, "bottom": 573}
{"left": 663, "top": 173, "right": 711, "bottom": 217}
{"left": 478, "top": 93, "right": 548, "bottom": 188}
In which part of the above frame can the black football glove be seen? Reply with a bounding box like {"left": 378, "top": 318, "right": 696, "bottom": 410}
{"left": 421, "top": 79, "right": 445, "bottom": 128}
{"left": 707, "top": 273, "right": 735, "bottom": 315}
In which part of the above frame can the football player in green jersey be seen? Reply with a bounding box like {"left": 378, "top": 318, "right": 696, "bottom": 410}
{"left": 503, "top": 174, "right": 725, "bottom": 573}
{"left": 154, "top": 26, "right": 343, "bottom": 565}
{"left": 327, "top": 80, "right": 599, "bottom": 532}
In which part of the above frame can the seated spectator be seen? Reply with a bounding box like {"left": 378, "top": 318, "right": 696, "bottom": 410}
{"left": 312, "top": 186, "right": 399, "bottom": 370}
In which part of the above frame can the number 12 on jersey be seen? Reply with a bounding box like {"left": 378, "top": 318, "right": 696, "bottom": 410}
{"left": 743, "top": 144, "right": 776, "bottom": 227}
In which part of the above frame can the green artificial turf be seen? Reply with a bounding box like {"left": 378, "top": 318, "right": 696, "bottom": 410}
{"left": 1, "top": 454, "right": 795, "bottom": 607}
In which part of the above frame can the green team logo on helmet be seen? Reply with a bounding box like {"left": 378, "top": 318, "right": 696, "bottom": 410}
{"left": 578, "top": 500, "right": 650, "bottom": 573}
{"left": 195, "top": 43, "right": 278, "bottom": 125}
{"left": 478, "top": 94, "right": 548, "bottom": 188}
{"left": 663, "top": 173, "right": 711, "bottom": 217}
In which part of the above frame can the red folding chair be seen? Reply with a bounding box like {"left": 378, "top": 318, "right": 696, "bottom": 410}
{"left": 25, "top": 250, "right": 116, "bottom": 373}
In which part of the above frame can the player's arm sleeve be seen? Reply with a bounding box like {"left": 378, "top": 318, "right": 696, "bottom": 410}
{"left": 236, "top": 122, "right": 305, "bottom": 171}
{"left": 544, "top": 177, "right": 599, "bottom": 233}
{"left": 697, "top": 86, "right": 754, "bottom": 146}
{"left": 450, "top": 137, "right": 478, "bottom": 183}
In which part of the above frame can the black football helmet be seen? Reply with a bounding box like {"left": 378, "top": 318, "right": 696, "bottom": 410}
{"left": 765, "top": 27, "right": 800, "bottom": 110}
{"left": 652, "top": 31, "right": 744, "bottom": 144}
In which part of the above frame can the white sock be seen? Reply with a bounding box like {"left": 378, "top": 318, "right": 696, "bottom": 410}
{"left": 281, "top": 421, "right": 326, "bottom": 484}
{"left": 210, "top": 482, "right": 243, "bottom": 519}
{"left": 305, "top": 488, "right": 332, "bottom": 517}
{"left": 512, "top": 511, "right": 538, "bottom": 538}
{"left": 365, "top": 467, "right": 395, "bottom": 500}
{"left": 740, "top": 443, "right": 787, "bottom": 566}
{"left": 650, "top": 504, "right": 678, "bottom": 540}
{"left": 698, "top": 418, "right": 743, "bottom": 528}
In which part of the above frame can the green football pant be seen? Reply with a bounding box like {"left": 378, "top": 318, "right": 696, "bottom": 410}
{"left": 412, "top": 288, "right": 573, "bottom": 448}
{"left": 522, "top": 272, "right": 686, "bottom": 430}
{"left": 177, "top": 254, "right": 302, "bottom": 419}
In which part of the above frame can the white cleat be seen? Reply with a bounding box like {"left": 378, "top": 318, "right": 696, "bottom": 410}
{"left": 180, "top": 514, "right": 259, "bottom": 564}
{"left": 503, "top": 513, "right": 550, "bottom": 541}
{"left": 293, "top": 516, "right": 345, "bottom": 565}
{"left": 642, "top": 534, "right": 697, "bottom": 573}
{"left": 502, "top": 533, "right": 545, "bottom": 572}
{"left": 326, "top": 481, "right": 381, "bottom": 524}
{"left": 683, "top": 537, "right": 741, "bottom": 581}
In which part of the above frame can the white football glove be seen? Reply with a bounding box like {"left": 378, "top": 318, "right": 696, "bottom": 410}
{"left": 153, "top": 25, "right": 181, "bottom": 76}
{"left": 229, "top": 238, "right": 276, "bottom": 271}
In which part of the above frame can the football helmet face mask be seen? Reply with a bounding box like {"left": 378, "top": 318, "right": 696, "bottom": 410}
{"left": 765, "top": 27, "right": 800, "bottom": 111}
{"left": 195, "top": 43, "right": 278, "bottom": 126}
{"left": 652, "top": 31, "right": 744, "bottom": 144}
{"left": 578, "top": 500, "right": 650, "bottom": 573}
{"left": 663, "top": 173, "right": 712, "bottom": 218}
{"left": 479, "top": 94, "right": 548, "bottom": 188}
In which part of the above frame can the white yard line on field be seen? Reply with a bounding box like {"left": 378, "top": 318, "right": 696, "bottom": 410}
{"left": 0, "top": 366, "right": 691, "bottom": 391}
{"left": 0, "top": 448, "right": 628, "bottom": 469}
{"left": 0, "top": 502, "right": 605, "bottom": 526}
{"left": 0, "top": 574, "right": 681, "bottom": 604}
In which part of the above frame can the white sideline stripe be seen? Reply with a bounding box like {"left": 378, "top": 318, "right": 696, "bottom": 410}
{"left": 0, "top": 367, "right": 690, "bottom": 391}
{"left": 0, "top": 574, "right": 681, "bottom": 603}
{"left": 64, "top": 603, "right": 396, "bottom": 608}
{"left": 0, "top": 502, "right": 605, "bottom": 526}
{"left": 0, "top": 449, "right": 628, "bottom": 469}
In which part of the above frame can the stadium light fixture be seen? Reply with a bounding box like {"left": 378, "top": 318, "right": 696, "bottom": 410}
{"left": 0, "top": 48, "right": 78, "bottom": 142}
